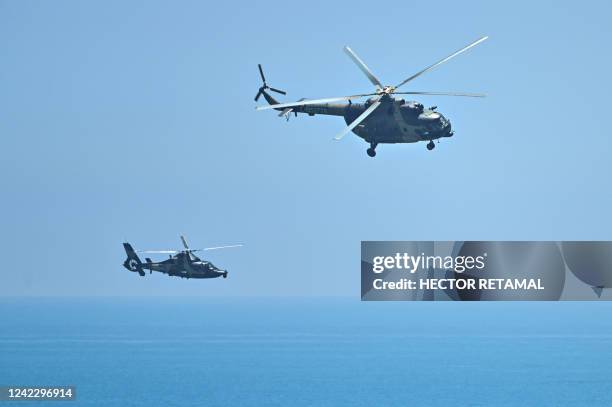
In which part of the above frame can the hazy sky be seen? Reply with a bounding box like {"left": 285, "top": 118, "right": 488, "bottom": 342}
{"left": 2, "top": 0, "right": 611, "bottom": 296}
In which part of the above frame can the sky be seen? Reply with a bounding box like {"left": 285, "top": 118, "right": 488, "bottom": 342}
{"left": 1, "top": 0, "right": 611, "bottom": 297}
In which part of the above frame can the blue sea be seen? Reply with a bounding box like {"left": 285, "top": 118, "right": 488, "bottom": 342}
{"left": 1, "top": 298, "right": 611, "bottom": 406}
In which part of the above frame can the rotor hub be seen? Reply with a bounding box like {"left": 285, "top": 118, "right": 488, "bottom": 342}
{"left": 378, "top": 86, "right": 396, "bottom": 95}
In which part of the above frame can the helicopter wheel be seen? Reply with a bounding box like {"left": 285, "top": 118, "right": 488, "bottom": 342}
{"left": 426, "top": 141, "right": 435, "bottom": 151}
{"left": 367, "top": 142, "right": 377, "bottom": 158}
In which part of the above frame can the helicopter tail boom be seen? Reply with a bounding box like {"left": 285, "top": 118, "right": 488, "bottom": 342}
{"left": 254, "top": 64, "right": 352, "bottom": 118}
{"left": 260, "top": 88, "right": 283, "bottom": 108}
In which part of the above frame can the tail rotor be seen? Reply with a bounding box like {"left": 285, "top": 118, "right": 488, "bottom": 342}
{"left": 254, "top": 64, "right": 286, "bottom": 101}
{"left": 122, "top": 243, "right": 145, "bottom": 277}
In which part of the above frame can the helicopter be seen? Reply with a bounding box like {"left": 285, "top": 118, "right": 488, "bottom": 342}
{"left": 255, "top": 36, "right": 488, "bottom": 157}
{"left": 122, "top": 236, "right": 242, "bottom": 279}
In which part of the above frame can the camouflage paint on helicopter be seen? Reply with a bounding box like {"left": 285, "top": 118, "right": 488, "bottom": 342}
{"left": 255, "top": 36, "right": 488, "bottom": 157}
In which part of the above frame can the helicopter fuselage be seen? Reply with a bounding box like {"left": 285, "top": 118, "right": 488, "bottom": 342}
{"left": 143, "top": 258, "right": 227, "bottom": 279}
{"left": 265, "top": 92, "right": 453, "bottom": 145}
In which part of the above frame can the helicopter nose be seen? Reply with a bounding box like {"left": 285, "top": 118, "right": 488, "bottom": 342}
{"left": 441, "top": 121, "right": 453, "bottom": 137}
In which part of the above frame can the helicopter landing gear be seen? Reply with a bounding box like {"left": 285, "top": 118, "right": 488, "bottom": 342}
{"left": 367, "top": 142, "right": 378, "bottom": 158}
{"left": 426, "top": 141, "right": 435, "bottom": 151}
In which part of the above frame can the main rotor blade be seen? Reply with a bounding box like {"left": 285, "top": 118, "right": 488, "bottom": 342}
{"left": 258, "top": 64, "right": 266, "bottom": 83}
{"left": 256, "top": 94, "right": 375, "bottom": 111}
{"left": 344, "top": 46, "right": 383, "bottom": 90}
{"left": 180, "top": 235, "right": 189, "bottom": 249}
{"left": 193, "top": 244, "right": 244, "bottom": 252}
{"left": 395, "top": 36, "right": 488, "bottom": 89}
{"left": 394, "top": 91, "right": 486, "bottom": 97}
{"left": 137, "top": 250, "right": 178, "bottom": 254}
{"left": 334, "top": 99, "right": 381, "bottom": 141}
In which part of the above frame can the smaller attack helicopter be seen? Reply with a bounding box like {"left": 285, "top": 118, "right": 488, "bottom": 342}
{"left": 122, "top": 236, "right": 242, "bottom": 279}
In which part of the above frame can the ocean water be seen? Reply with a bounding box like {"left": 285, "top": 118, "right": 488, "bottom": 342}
{"left": 1, "top": 298, "right": 611, "bottom": 406}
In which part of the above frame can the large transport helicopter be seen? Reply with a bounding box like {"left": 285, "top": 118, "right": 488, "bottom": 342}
{"left": 255, "top": 36, "right": 488, "bottom": 157}
{"left": 122, "top": 236, "right": 242, "bottom": 279}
